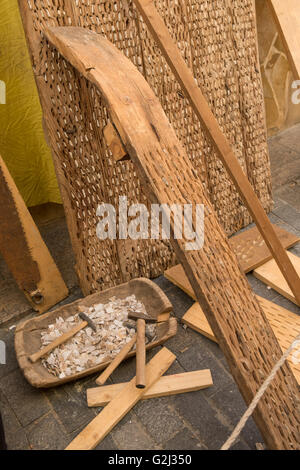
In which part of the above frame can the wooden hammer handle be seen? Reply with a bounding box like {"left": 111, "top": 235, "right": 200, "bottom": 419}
{"left": 96, "top": 334, "right": 137, "bottom": 385}
{"left": 29, "top": 321, "right": 87, "bottom": 363}
{"left": 136, "top": 319, "right": 146, "bottom": 388}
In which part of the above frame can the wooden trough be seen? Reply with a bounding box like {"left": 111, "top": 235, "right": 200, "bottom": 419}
{"left": 15, "top": 278, "right": 177, "bottom": 388}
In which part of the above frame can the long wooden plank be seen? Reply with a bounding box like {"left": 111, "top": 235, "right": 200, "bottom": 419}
{"left": 183, "top": 299, "right": 300, "bottom": 386}
{"left": 0, "top": 155, "right": 68, "bottom": 314}
{"left": 131, "top": 0, "right": 300, "bottom": 307}
{"left": 66, "top": 347, "right": 175, "bottom": 450}
{"left": 165, "top": 225, "right": 299, "bottom": 278}
{"left": 45, "top": 26, "right": 300, "bottom": 449}
{"left": 88, "top": 370, "right": 213, "bottom": 407}
{"left": 268, "top": 0, "right": 300, "bottom": 80}
{"left": 254, "top": 252, "right": 300, "bottom": 306}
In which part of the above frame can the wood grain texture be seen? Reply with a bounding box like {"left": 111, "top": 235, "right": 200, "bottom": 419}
{"left": 44, "top": 27, "right": 300, "bottom": 449}
{"left": 183, "top": 298, "right": 300, "bottom": 386}
{"left": 66, "top": 347, "right": 176, "bottom": 450}
{"left": 254, "top": 252, "right": 300, "bottom": 305}
{"left": 0, "top": 155, "right": 68, "bottom": 315}
{"left": 87, "top": 370, "right": 213, "bottom": 407}
{"left": 132, "top": 0, "right": 300, "bottom": 307}
{"left": 268, "top": 0, "right": 300, "bottom": 80}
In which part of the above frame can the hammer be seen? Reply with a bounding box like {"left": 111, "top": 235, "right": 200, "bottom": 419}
{"left": 127, "top": 311, "right": 157, "bottom": 389}
{"left": 29, "top": 309, "right": 97, "bottom": 363}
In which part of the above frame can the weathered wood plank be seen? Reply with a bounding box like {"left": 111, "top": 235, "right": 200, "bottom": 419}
{"left": 88, "top": 370, "right": 213, "bottom": 407}
{"left": 254, "top": 252, "right": 300, "bottom": 305}
{"left": 0, "top": 154, "right": 68, "bottom": 315}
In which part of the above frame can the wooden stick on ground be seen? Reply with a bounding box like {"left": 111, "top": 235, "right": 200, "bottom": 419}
{"left": 87, "top": 370, "right": 213, "bottom": 407}
{"left": 132, "top": 0, "right": 300, "bottom": 307}
{"left": 66, "top": 347, "right": 175, "bottom": 450}
{"left": 96, "top": 334, "right": 137, "bottom": 385}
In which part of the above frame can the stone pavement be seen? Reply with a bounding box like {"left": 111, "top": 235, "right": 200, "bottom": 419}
{"left": 0, "top": 124, "right": 299, "bottom": 450}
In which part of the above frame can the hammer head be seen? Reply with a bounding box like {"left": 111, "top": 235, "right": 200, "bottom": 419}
{"left": 79, "top": 312, "right": 97, "bottom": 332}
{"left": 127, "top": 311, "right": 156, "bottom": 323}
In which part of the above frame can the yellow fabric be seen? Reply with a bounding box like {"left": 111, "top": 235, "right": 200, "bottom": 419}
{"left": 0, "top": 0, "right": 61, "bottom": 206}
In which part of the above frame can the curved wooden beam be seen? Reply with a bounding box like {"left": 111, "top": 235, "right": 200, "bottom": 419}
{"left": 45, "top": 27, "right": 300, "bottom": 449}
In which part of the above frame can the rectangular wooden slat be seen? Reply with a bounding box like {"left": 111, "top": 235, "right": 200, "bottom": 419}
{"left": 65, "top": 347, "right": 175, "bottom": 450}
{"left": 87, "top": 370, "right": 213, "bottom": 407}
{"left": 254, "top": 252, "right": 300, "bottom": 305}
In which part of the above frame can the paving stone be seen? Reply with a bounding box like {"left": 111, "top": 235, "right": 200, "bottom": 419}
{"left": 94, "top": 434, "right": 117, "bottom": 450}
{"left": 25, "top": 412, "right": 69, "bottom": 450}
{"left": 269, "top": 141, "right": 300, "bottom": 187}
{"left": 0, "top": 369, "right": 50, "bottom": 427}
{"left": 45, "top": 386, "right": 96, "bottom": 434}
{"left": 274, "top": 183, "right": 300, "bottom": 211}
{"left": 189, "top": 329, "right": 225, "bottom": 362}
{"left": 0, "top": 389, "right": 21, "bottom": 437}
{"left": 163, "top": 287, "right": 194, "bottom": 320}
{"left": 272, "top": 123, "right": 300, "bottom": 154}
{"left": 163, "top": 427, "right": 205, "bottom": 450}
{"left": 0, "top": 329, "right": 19, "bottom": 378}
{"left": 6, "top": 429, "right": 30, "bottom": 450}
{"left": 175, "top": 343, "right": 233, "bottom": 397}
{"left": 209, "top": 383, "right": 247, "bottom": 426}
{"left": 247, "top": 274, "right": 279, "bottom": 301}
{"left": 134, "top": 398, "right": 184, "bottom": 444}
{"left": 164, "top": 324, "right": 195, "bottom": 357}
{"left": 153, "top": 275, "right": 176, "bottom": 293}
{"left": 230, "top": 439, "right": 250, "bottom": 450}
{"left": 111, "top": 414, "right": 158, "bottom": 450}
{"left": 240, "top": 417, "right": 264, "bottom": 451}
{"left": 272, "top": 202, "right": 300, "bottom": 232}
{"left": 171, "top": 391, "right": 230, "bottom": 450}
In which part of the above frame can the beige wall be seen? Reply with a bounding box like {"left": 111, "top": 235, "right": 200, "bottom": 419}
{"left": 256, "top": 0, "right": 300, "bottom": 135}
